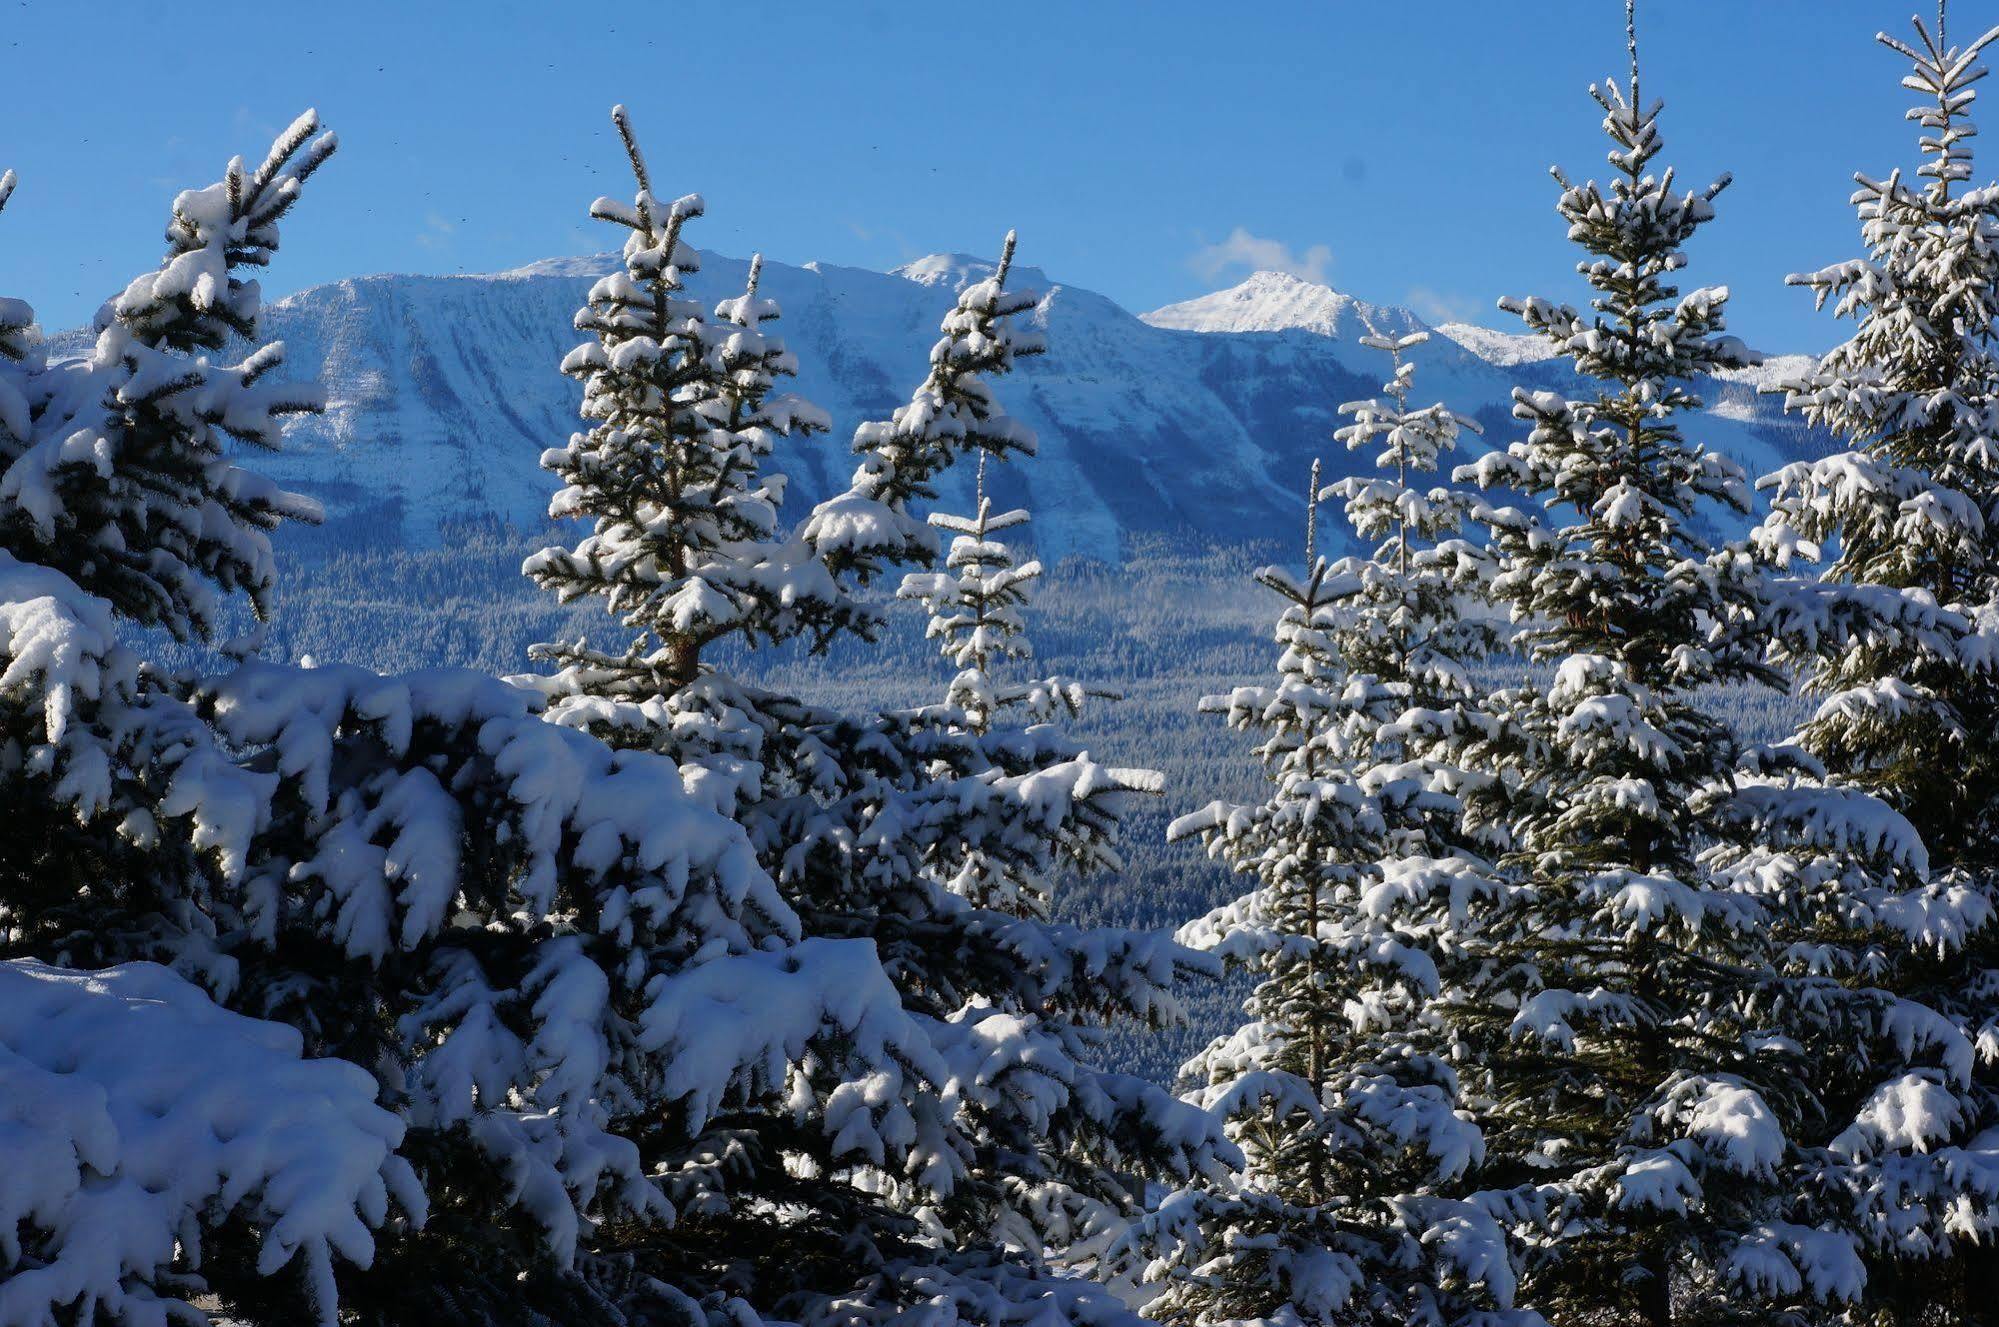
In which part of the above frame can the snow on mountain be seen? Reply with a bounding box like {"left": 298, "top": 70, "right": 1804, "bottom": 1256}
{"left": 1426, "top": 327, "right": 1827, "bottom": 445}
{"left": 1141, "top": 270, "right": 1424, "bottom": 341}
{"left": 1707, "top": 353, "right": 1825, "bottom": 442}
{"left": 892, "top": 251, "right": 1052, "bottom": 292}
{"left": 1715, "top": 353, "right": 1820, "bottom": 393}
{"left": 248, "top": 254, "right": 1824, "bottom": 566}
{"left": 1434, "top": 321, "right": 1561, "bottom": 366}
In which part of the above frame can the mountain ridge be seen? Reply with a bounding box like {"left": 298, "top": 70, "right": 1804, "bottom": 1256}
{"left": 238, "top": 252, "right": 1824, "bottom": 565}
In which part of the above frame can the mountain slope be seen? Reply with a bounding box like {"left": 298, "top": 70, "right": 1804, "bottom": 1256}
{"left": 249, "top": 255, "right": 1824, "bottom": 564}
{"left": 1141, "top": 269, "right": 1425, "bottom": 341}
{"left": 1434, "top": 321, "right": 1560, "bottom": 366}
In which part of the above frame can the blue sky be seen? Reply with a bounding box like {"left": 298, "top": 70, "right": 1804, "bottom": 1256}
{"left": 0, "top": 1, "right": 1966, "bottom": 351}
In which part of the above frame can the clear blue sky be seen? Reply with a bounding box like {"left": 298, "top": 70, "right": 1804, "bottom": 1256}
{"left": 0, "top": 1, "right": 1968, "bottom": 351}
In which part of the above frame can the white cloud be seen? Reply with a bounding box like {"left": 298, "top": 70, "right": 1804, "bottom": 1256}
{"left": 1405, "top": 285, "right": 1480, "bottom": 326}
{"left": 1188, "top": 227, "right": 1332, "bottom": 284}
{"left": 415, "top": 212, "right": 457, "bottom": 252}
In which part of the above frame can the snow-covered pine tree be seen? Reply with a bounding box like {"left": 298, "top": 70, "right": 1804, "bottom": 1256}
{"left": 1438, "top": 10, "right": 1969, "bottom": 1321}
{"left": 0, "top": 170, "right": 32, "bottom": 475}
{"left": 803, "top": 230, "right": 1041, "bottom": 587}
{"left": 517, "top": 109, "right": 1233, "bottom": 1326}
{"left": 524, "top": 105, "right": 859, "bottom": 700}
{"left": 0, "top": 120, "right": 422, "bottom": 1324}
{"left": 0, "top": 120, "right": 963, "bottom": 1327}
{"left": 1138, "top": 343, "right": 1537, "bottom": 1327}
{"left": 791, "top": 230, "right": 1157, "bottom": 922}
{"left": 0, "top": 114, "right": 332, "bottom": 639}
{"left": 893, "top": 451, "right": 1123, "bottom": 913}
{"left": 1752, "top": 8, "right": 1999, "bottom": 1316}
{"left": 897, "top": 452, "right": 1117, "bottom": 739}
{"left": 1325, "top": 331, "right": 1495, "bottom": 702}
{"left": 798, "top": 240, "right": 1234, "bottom": 1308}
{"left": 1, "top": 111, "right": 341, "bottom": 996}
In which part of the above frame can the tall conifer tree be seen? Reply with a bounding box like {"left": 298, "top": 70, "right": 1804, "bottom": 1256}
{"left": 894, "top": 450, "right": 1122, "bottom": 912}
{"left": 897, "top": 451, "right": 1116, "bottom": 740}
{"left": 525, "top": 107, "right": 858, "bottom": 700}
{"left": 1438, "top": 8, "right": 1971, "bottom": 1322}
{"left": 1139, "top": 337, "right": 1539, "bottom": 1327}
{"left": 520, "top": 111, "right": 1233, "bottom": 1325}
{"left": 1754, "top": 8, "right": 1999, "bottom": 1317}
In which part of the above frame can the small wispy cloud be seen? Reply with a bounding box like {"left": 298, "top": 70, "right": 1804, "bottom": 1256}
{"left": 415, "top": 212, "right": 457, "bottom": 252}
{"left": 1405, "top": 285, "right": 1480, "bottom": 326}
{"left": 1188, "top": 227, "right": 1332, "bottom": 284}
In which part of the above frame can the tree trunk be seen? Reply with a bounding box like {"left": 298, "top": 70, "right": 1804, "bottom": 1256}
{"left": 1637, "top": 1246, "right": 1671, "bottom": 1327}
{"left": 666, "top": 637, "right": 700, "bottom": 689}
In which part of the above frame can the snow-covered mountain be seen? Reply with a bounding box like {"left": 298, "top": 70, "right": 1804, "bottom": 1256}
{"left": 1433, "top": 321, "right": 1560, "bottom": 367}
{"left": 1141, "top": 269, "right": 1425, "bottom": 341}
{"left": 250, "top": 255, "right": 1824, "bottom": 564}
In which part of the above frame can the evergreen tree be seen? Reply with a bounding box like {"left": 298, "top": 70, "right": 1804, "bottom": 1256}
{"left": 518, "top": 109, "right": 1233, "bottom": 1325}
{"left": 897, "top": 452, "right": 1117, "bottom": 740}
{"left": 0, "top": 114, "right": 332, "bottom": 639}
{"left": 1436, "top": 11, "right": 1970, "bottom": 1322}
{"left": 525, "top": 106, "right": 859, "bottom": 699}
{"left": 894, "top": 451, "right": 1122, "bottom": 913}
{"left": 0, "top": 119, "right": 957, "bottom": 1327}
{"left": 1324, "top": 332, "right": 1497, "bottom": 702}
{"left": 0, "top": 112, "right": 343, "bottom": 998}
{"left": 0, "top": 118, "right": 422, "bottom": 1323}
{"left": 803, "top": 230, "right": 1041, "bottom": 587}
{"left": 0, "top": 170, "right": 33, "bottom": 472}
{"left": 1138, "top": 336, "right": 1538, "bottom": 1327}
{"left": 1753, "top": 9, "right": 1999, "bottom": 1319}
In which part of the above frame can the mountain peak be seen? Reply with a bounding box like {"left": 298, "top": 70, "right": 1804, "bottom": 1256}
{"left": 1236, "top": 269, "right": 1326, "bottom": 292}
{"left": 891, "top": 251, "right": 1052, "bottom": 294}
{"left": 893, "top": 253, "right": 991, "bottom": 287}
{"left": 1142, "top": 271, "right": 1425, "bottom": 340}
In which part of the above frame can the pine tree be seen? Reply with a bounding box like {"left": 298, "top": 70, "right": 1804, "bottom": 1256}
{"left": 517, "top": 110, "right": 1233, "bottom": 1325}
{"left": 524, "top": 105, "right": 859, "bottom": 700}
{"left": 1435, "top": 10, "right": 1969, "bottom": 1321}
{"left": 802, "top": 240, "right": 1232, "bottom": 1318}
{"left": 0, "top": 114, "right": 333, "bottom": 639}
{"left": 894, "top": 452, "right": 1122, "bottom": 913}
{"left": 0, "top": 119, "right": 960, "bottom": 1327}
{"left": 1753, "top": 9, "right": 1999, "bottom": 1318}
{"left": 803, "top": 230, "right": 1042, "bottom": 586}
{"left": 0, "top": 170, "right": 34, "bottom": 474}
{"left": 897, "top": 452, "right": 1116, "bottom": 739}
{"left": 1138, "top": 334, "right": 1538, "bottom": 1327}
{"left": 0, "top": 112, "right": 342, "bottom": 993}
{"left": 1324, "top": 332, "right": 1496, "bottom": 702}
{"left": 0, "top": 119, "right": 420, "bottom": 1323}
